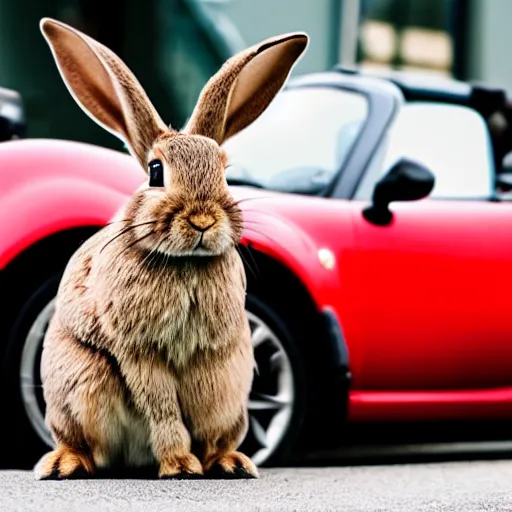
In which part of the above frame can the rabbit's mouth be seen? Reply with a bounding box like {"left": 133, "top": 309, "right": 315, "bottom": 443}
{"left": 191, "top": 234, "right": 210, "bottom": 255}
{"left": 179, "top": 223, "right": 233, "bottom": 257}
{"left": 139, "top": 215, "right": 235, "bottom": 258}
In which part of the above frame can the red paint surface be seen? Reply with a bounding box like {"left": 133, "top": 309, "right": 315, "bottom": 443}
{"left": 349, "top": 388, "right": 512, "bottom": 421}
{"left": 0, "top": 139, "right": 145, "bottom": 268}
{"left": 349, "top": 200, "right": 512, "bottom": 392}
{"left": 3, "top": 138, "right": 512, "bottom": 423}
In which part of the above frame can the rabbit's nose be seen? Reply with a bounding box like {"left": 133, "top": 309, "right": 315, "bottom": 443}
{"left": 187, "top": 213, "right": 216, "bottom": 232}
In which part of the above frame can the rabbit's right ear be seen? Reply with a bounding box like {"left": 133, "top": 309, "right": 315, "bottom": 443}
{"left": 40, "top": 18, "right": 168, "bottom": 167}
{"left": 184, "top": 32, "right": 309, "bottom": 146}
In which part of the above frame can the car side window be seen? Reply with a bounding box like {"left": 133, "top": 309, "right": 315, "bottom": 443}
{"left": 354, "top": 102, "right": 496, "bottom": 201}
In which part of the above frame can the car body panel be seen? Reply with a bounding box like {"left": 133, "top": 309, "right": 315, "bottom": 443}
{"left": 349, "top": 199, "right": 512, "bottom": 392}
{"left": 234, "top": 187, "right": 364, "bottom": 383}
{"left": 0, "top": 139, "right": 145, "bottom": 269}
{"left": 349, "top": 387, "right": 512, "bottom": 422}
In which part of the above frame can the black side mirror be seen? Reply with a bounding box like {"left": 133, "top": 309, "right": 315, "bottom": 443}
{"left": 363, "top": 158, "right": 435, "bottom": 226}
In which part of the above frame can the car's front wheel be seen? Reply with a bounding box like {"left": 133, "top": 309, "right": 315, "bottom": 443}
{"left": 2, "top": 277, "right": 307, "bottom": 468}
{"left": 240, "top": 294, "right": 307, "bottom": 465}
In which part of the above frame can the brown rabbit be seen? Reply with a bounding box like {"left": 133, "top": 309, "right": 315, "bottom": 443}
{"left": 34, "top": 18, "right": 308, "bottom": 480}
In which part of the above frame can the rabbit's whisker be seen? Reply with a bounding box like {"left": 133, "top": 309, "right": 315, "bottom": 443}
{"left": 238, "top": 209, "right": 279, "bottom": 219}
{"left": 146, "top": 237, "right": 168, "bottom": 268}
{"left": 133, "top": 236, "right": 167, "bottom": 284}
{"left": 242, "top": 243, "right": 259, "bottom": 276}
{"left": 242, "top": 219, "right": 269, "bottom": 228}
{"left": 139, "top": 236, "right": 164, "bottom": 269}
{"left": 242, "top": 226, "right": 281, "bottom": 247}
{"left": 232, "top": 196, "right": 276, "bottom": 206}
{"left": 105, "top": 218, "right": 130, "bottom": 226}
{"left": 148, "top": 243, "right": 164, "bottom": 268}
{"left": 101, "top": 221, "right": 157, "bottom": 253}
{"left": 157, "top": 251, "right": 171, "bottom": 284}
{"left": 236, "top": 245, "right": 258, "bottom": 280}
{"left": 117, "top": 231, "right": 156, "bottom": 258}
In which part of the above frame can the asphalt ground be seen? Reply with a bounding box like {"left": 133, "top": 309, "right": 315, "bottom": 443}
{"left": 2, "top": 459, "right": 512, "bottom": 511}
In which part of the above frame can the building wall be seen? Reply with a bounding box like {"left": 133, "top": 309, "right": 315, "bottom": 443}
{"left": 212, "top": 0, "right": 340, "bottom": 76}
{"left": 467, "top": 0, "right": 512, "bottom": 93}
{"left": 4, "top": 0, "right": 512, "bottom": 145}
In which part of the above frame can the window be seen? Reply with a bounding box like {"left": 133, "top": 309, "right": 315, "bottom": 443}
{"left": 357, "top": 0, "right": 468, "bottom": 79}
{"left": 223, "top": 87, "right": 369, "bottom": 194}
{"left": 354, "top": 102, "right": 495, "bottom": 200}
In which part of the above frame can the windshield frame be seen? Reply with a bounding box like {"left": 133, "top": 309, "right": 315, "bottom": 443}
{"left": 297, "top": 73, "right": 404, "bottom": 200}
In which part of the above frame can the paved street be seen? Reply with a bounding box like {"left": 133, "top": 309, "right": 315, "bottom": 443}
{"left": 2, "top": 460, "right": 512, "bottom": 511}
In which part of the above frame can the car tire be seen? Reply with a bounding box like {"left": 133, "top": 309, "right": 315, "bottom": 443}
{"left": 1, "top": 273, "right": 61, "bottom": 469}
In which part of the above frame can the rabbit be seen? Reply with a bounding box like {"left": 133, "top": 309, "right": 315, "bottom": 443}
{"left": 33, "top": 17, "right": 308, "bottom": 480}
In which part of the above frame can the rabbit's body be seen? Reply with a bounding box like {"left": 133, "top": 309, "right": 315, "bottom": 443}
{"left": 35, "top": 17, "right": 307, "bottom": 480}
{"left": 39, "top": 226, "right": 253, "bottom": 475}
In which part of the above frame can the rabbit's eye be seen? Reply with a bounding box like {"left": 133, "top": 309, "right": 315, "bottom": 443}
{"left": 148, "top": 159, "right": 164, "bottom": 187}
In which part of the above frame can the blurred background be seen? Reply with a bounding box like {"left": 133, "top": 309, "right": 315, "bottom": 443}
{"left": 0, "top": 0, "right": 510, "bottom": 153}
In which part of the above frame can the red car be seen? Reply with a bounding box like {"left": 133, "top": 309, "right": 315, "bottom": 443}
{"left": 2, "top": 68, "right": 512, "bottom": 470}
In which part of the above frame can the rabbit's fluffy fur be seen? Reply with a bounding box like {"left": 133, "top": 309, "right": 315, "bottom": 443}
{"left": 34, "top": 17, "right": 308, "bottom": 480}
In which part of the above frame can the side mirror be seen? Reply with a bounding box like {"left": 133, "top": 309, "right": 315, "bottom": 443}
{"left": 363, "top": 158, "right": 435, "bottom": 226}
{"left": 0, "top": 87, "right": 25, "bottom": 142}
{"left": 496, "top": 172, "right": 512, "bottom": 192}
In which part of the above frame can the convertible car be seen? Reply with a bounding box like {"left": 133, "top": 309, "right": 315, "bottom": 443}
{"left": 2, "top": 66, "right": 512, "bottom": 470}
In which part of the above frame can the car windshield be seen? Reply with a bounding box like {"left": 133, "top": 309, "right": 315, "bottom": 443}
{"left": 222, "top": 87, "right": 369, "bottom": 194}
{"left": 354, "top": 102, "right": 496, "bottom": 200}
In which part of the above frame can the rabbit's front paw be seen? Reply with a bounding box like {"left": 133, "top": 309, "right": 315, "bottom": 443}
{"left": 204, "top": 451, "right": 258, "bottom": 479}
{"left": 34, "top": 447, "right": 95, "bottom": 480}
{"left": 159, "top": 453, "right": 204, "bottom": 479}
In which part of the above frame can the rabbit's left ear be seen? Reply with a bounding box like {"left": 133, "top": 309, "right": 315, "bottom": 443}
{"left": 184, "top": 32, "right": 309, "bottom": 145}
{"left": 40, "top": 17, "right": 169, "bottom": 167}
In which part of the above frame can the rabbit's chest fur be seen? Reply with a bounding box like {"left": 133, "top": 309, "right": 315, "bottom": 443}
{"left": 104, "top": 253, "right": 245, "bottom": 365}
{"left": 59, "top": 233, "right": 247, "bottom": 368}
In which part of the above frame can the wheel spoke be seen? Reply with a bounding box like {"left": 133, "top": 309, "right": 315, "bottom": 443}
{"left": 251, "top": 325, "right": 269, "bottom": 348}
{"left": 249, "top": 415, "right": 268, "bottom": 449}
{"left": 269, "top": 350, "right": 285, "bottom": 372}
{"left": 249, "top": 391, "right": 290, "bottom": 411}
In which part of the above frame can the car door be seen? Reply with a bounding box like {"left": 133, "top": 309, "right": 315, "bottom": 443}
{"left": 349, "top": 101, "right": 512, "bottom": 391}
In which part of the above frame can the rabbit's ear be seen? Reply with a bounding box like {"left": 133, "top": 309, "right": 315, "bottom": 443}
{"left": 40, "top": 18, "right": 168, "bottom": 167}
{"left": 184, "top": 32, "right": 308, "bottom": 145}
